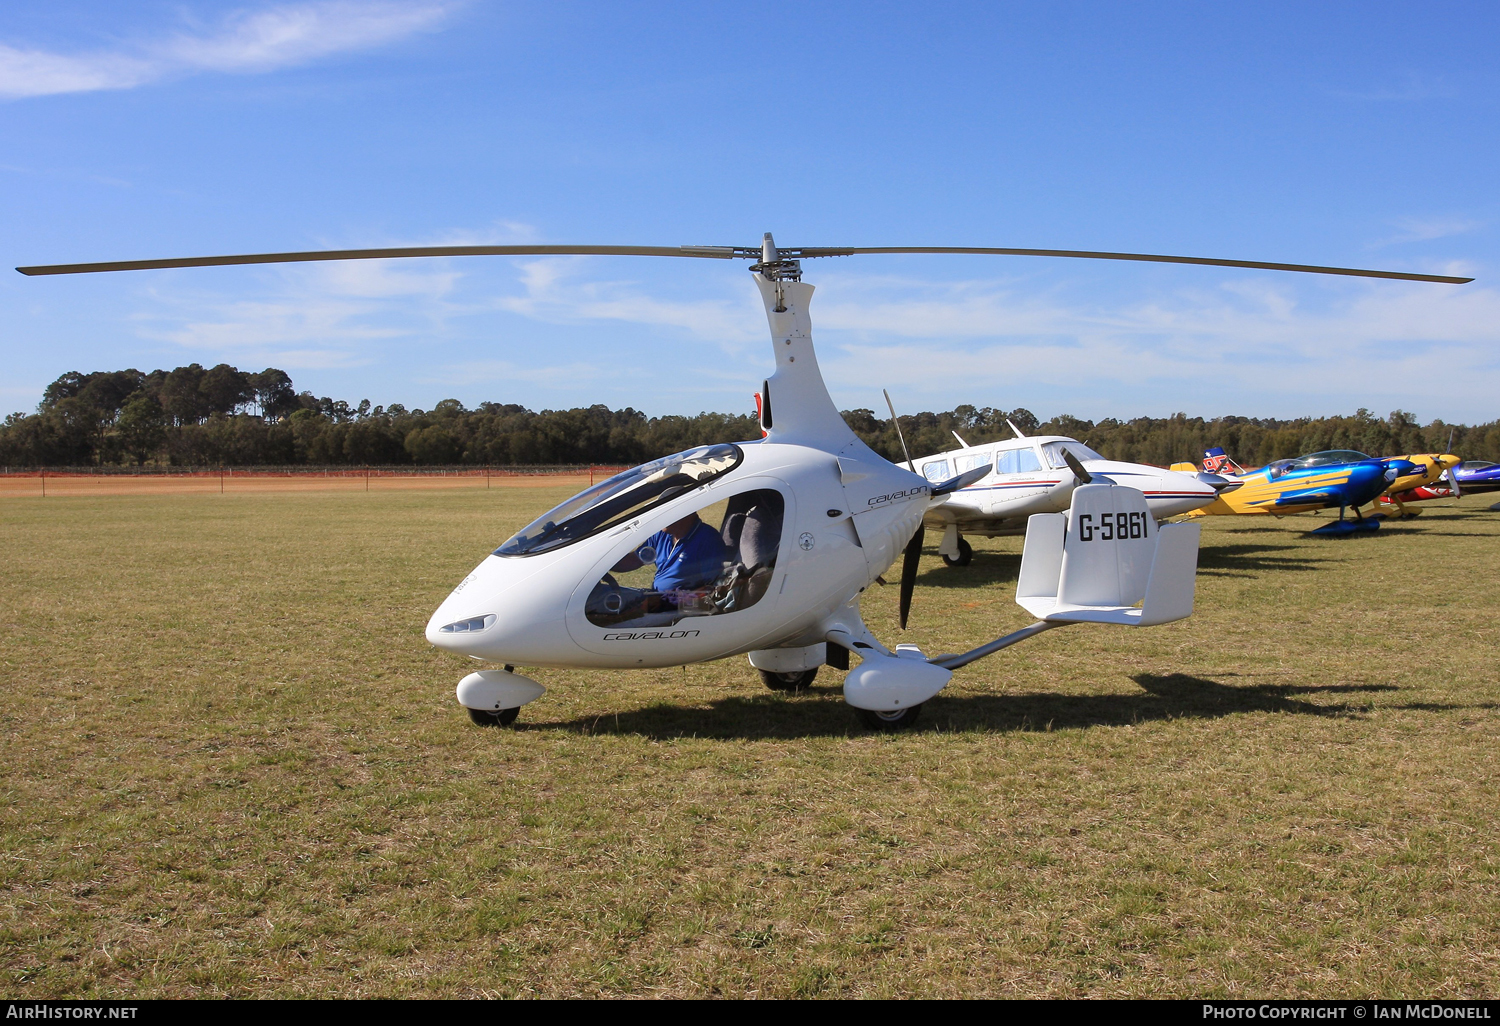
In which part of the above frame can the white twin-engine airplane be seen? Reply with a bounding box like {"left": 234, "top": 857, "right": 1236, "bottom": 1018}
{"left": 18, "top": 234, "right": 1467, "bottom": 730}
{"left": 911, "top": 431, "right": 1241, "bottom": 567}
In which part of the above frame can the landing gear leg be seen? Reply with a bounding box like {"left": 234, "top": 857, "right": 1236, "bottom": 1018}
{"left": 761, "top": 668, "right": 818, "bottom": 692}
{"left": 468, "top": 706, "right": 520, "bottom": 727}
{"left": 941, "top": 536, "right": 973, "bottom": 568}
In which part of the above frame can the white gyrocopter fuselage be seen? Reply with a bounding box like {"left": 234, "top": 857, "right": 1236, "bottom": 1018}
{"left": 424, "top": 262, "right": 1205, "bottom": 728}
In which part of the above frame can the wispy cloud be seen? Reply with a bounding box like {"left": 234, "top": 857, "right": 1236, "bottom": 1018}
{"left": 805, "top": 273, "right": 1500, "bottom": 417}
{"left": 1373, "top": 216, "right": 1483, "bottom": 248}
{"left": 0, "top": 1, "right": 456, "bottom": 100}
{"left": 494, "top": 257, "right": 766, "bottom": 347}
{"left": 130, "top": 259, "right": 465, "bottom": 369}
{"left": 1331, "top": 72, "right": 1460, "bottom": 103}
{"left": 126, "top": 223, "right": 538, "bottom": 366}
{"left": 118, "top": 251, "right": 1500, "bottom": 420}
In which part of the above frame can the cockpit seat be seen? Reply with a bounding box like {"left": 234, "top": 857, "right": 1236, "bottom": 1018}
{"left": 713, "top": 489, "right": 784, "bottom": 610}
{"left": 721, "top": 511, "right": 748, "bottom": 553}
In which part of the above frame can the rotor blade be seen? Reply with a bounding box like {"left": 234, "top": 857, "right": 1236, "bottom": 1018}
{"left": 15, "top": 244, "right": 740, "bottom": 276}
{"left": 799, "top": 247, "right": 1472, "bottom": 284}
{"left": 899, "top": 525, "right": 925, "bottom": 630}
{"left": 18, "top": 241, "right": 1473, "bottom": 284}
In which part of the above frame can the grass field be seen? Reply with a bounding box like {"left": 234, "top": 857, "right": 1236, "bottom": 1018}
{"left": 2, "top": 485, "right": 1498, "bottom": 998}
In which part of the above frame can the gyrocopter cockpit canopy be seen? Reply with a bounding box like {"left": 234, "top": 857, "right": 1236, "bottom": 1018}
{"left": 494, "top": 443, "right": 744, "bottom": 557}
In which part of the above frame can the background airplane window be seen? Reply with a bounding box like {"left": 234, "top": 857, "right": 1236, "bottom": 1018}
{"left": 1016, "top": 448, "right": 1042, "bottom": 473}
{"left": 996, "top": 450, "right": 1019, "bottom": 475}
{"left": 585, "top": 489, "right": 785, "bottom": 629}
{"left": 923, "top": 460, "right": 951, "bottom": 483}
{"left": 1041, "top": 441, "right": 1104, "bottom": 469}
{"left": 954, "top": 452, "right": 992, "bottom": 474}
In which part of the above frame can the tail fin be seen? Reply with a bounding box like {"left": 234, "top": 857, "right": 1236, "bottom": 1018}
{"left": 1201, "top": 446, "right": 1233, "bottom": 474}
{"left": 1016, "top": 483, "right": 1201, "bottom": 627}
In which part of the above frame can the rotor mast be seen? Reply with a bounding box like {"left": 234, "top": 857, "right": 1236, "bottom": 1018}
{"left": 750, "top": 234, "right": 869, "bottom": 453}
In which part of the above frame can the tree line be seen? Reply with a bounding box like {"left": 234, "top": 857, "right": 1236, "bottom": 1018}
{"left": 2, "top": 363, "right": 1496, "bottom": 469}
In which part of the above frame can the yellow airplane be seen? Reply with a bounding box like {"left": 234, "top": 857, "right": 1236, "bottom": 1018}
{"left": 1373, "top": 452, "right": 1462, "bottom": 518}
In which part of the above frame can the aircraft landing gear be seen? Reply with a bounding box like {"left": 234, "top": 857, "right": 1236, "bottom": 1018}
{"left": 761, "top": 668, "right": 818, "bottom": 691}
{"left": 468, "top": 706, "right": 520, "bottom": 727}
{"left": 857, "top": 704, "right": 923, "bottom": 731}
{"left": 1312, "top": 503, "right": 1381, "bottom": 536}
{"left": 941, "top": 537, "right": 973, "bottom": 567}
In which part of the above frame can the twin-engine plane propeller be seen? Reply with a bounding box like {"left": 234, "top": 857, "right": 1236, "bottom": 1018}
{"left": 18, "top": 236, "right": 1471, "bottom": 729}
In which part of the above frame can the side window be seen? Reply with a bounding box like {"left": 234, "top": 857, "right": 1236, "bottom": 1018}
{"left": 955, "top": 452, "right": 993, "bottom": 474}
{"left": 922, "top": 460, "right": 951, "bottom": 483}
{"left": 585, "top": 489, "right": 785, "bottom": 629}
{"left": 1016, "top": 448, "right": 1042, "bottom": 473}
{"left": 996, "top": 449, "right": 1019, "bottom": 475}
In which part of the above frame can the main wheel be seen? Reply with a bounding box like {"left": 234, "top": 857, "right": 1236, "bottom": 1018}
{"left": 857, "top": 704, "right": 924, "bottom": 731}
{"left": 941, "top": 537, "right": 973, "bottom": 567}
{"left": 468, "top": 706, "right": 521, "bottom": 727}
{"left": 760, "top": 668, "right": 818, "bottom": 692}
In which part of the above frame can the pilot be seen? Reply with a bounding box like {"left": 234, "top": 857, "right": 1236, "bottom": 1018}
{"left": 612, "top": 511, "right": 730, "bottom": 603}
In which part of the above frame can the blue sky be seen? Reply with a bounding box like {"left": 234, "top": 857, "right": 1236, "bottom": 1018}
{"left": 2, "top": 1, "right": 1496, "bottom": 423}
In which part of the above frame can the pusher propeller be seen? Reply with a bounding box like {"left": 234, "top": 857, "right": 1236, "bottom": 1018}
{"left": 898, "top": 526, "right": 925, "bottom": 630}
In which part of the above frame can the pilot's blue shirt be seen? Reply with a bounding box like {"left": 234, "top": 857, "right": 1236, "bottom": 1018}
{"left": 648, "top": 520, "right": 728, "bottom": 593}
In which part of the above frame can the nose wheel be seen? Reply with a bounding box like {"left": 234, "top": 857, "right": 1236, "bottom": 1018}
{"left": 468, "top": 706, "right": 520, "bottom": 727}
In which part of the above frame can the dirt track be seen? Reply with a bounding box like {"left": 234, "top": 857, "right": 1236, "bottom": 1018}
{"left": 0, "top": 472, "right": 596, "bottom": 497}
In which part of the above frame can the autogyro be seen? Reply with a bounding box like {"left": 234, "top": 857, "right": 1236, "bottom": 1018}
{"left": 18, "top": 237, "right": 1470, "bottom": 729}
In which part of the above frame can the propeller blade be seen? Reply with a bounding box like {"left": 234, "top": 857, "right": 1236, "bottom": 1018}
{"left": 1445, "top": 466, "right": 1462, "bottom": 498}
{"left": 16, "top": 244, "right": 740, "bottom": 276}
{"left": 1197, "top": 471, "right": 1243, "bottom": 494}
{"left": 898, "top": 525, "right": 925, "bottom": 630}
{"left": 803, "top": 247, "right": 1473, "bottom": 284}
{"left": 884, "top": 388, "right": 915, "bottom": 472}
{"left": 930, "top": 463, "right": 991, "bottom": 496}
{"left": 1061, "top": 447, "right": 1093, "bottom": 484}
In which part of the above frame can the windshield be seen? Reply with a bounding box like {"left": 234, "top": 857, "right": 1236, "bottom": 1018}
{"left": 1041, "top": 441, "right": 1104, "bottom": 469}
{"left": 1289, "top": 450, "right": 1371, "bottom": 469}
{"left": 495, "top": 443, "right": 744, "bottom": 557}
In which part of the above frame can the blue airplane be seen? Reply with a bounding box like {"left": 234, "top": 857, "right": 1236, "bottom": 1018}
{"left": 1453, "top": 461, "right": 1500, "bottom": 493}
{"left": 1181, "top": 449, "right": 1419, "bottom": 535}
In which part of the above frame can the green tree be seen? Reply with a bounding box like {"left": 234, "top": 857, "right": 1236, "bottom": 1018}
{"left": 405, "top": 425, "right": 462, "bottom": 464}
{"left": 116, "top": 393, "right": 167, "bottom": 464}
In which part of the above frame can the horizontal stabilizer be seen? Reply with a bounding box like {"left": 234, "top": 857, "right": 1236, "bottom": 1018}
{"left": 1015, "top": 483, "right": 1201, "bottom": 626}
{"left": 1272, "top": 488, "right": 1344, "bottom": 507}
